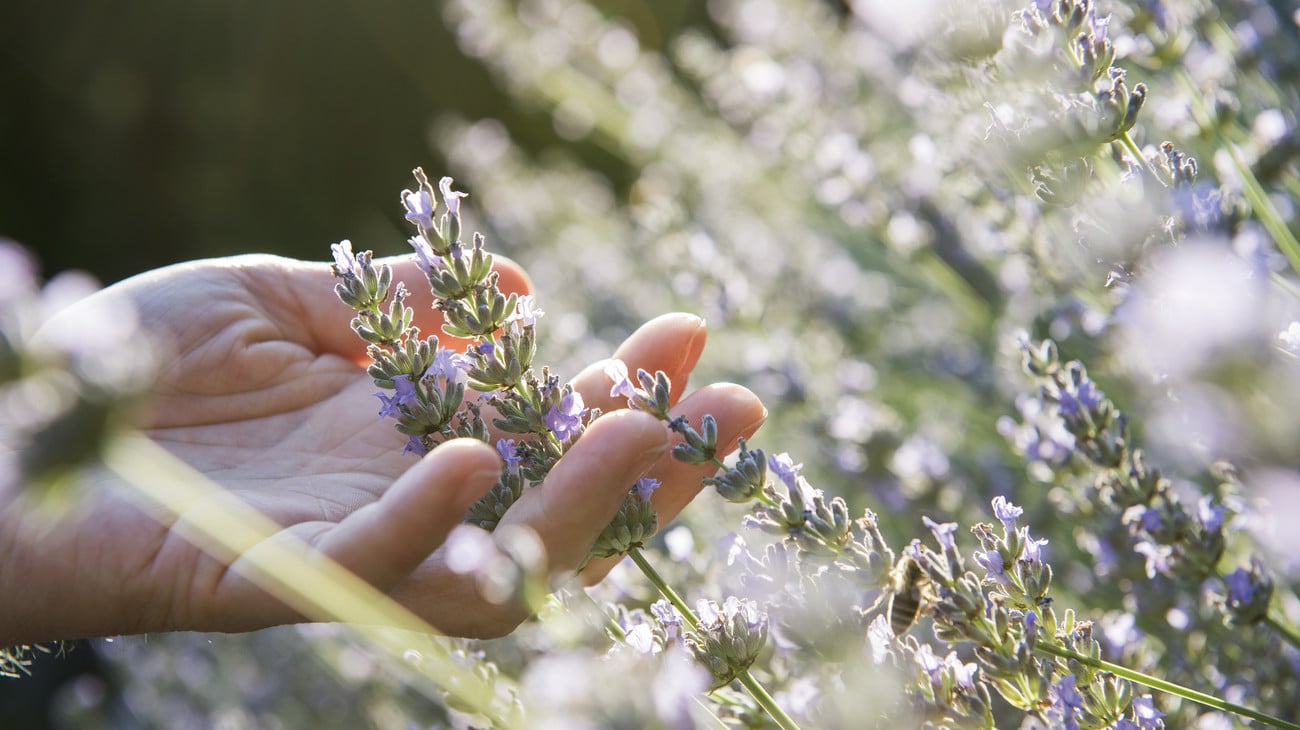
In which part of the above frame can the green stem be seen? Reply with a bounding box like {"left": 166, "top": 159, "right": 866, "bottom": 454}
{"left": 736, "top": 669, "right": 802, "bottom": 730}
{"left": 628, "top": 548, "right": 699, "bottom": 631}
{"left": 1264, "top": 613, "right": 1300, "bottom": 654}
{"left": 1119, "top": 131, "right": 1166, "bottom": 186}
{"left": 1036, "top": 643, "right": 1300, "bottom": 729}
{"left": 627, "top": 548, "right": 801, "bottom": 730}
{"left": 1173, "top": 70, "right": 1300, "bottom": 276}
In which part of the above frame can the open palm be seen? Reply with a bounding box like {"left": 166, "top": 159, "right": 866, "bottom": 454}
{"left": 2, "top": 254, "right": 765, "bottom": 644}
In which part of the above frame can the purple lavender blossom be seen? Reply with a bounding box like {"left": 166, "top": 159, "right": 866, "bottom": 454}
{"left": 768, "top": 453, "right": 803, "bottom": 494}
{"left": 604, "top": 359, "right": 638, "bottom": 401}
{"left": 867, "top": 614, "right": 894, "bottom": 662}
{"left": 545, "top": 391, "right": 587, "bottom": 443}
{"left": 408, "top": 235, "right": 442, "bottom": 274}
{"left": 634, "top": 477, "right": 661, "bottom": 502}
{"left": 1197, "top": 496, "right": 1228, "bottom": 533}
{"left": 1058, "top": 379, "right": 1104, "bottom": 418}
{"left": 1223, "top": 567, "right": 1256, "bottom": 605}
{"left": 330, "top": 239, "right": 359, "bottom": 277}
{"left": 428, "top": 347, "right": 472, "bottom": 384}
{"left": 992, "top": 495, "right": 1023, "bottom": 532}
{"left": 1047, "top": 674, "right": 1085, "bottom": 730}
{"left": 913, "top": 644, "right": 944, "bottom": 687}
{"left": 403, "top": 435, "right": 427, "bottom": 457}
{"left": 391, "top": 374, "right": 420, "bottom": 408}
{"left": 439, "top": 176, "right": 468, "bottom": 218}
{"left": 1024, "top": 610, "right": 1039, "bottom": 645}
{"left": 922, "top": 516, "right": 959, "bottom": 552}
{"left": 374, "top": 392, "right": 400, "bottom": 420}
{"left": 1136, "top": 507, "right": 1165, "bottom": 533}
{"left": 1131, "top": 696, "right": 1165, "bottom": 728}
{"left": 975, "top": 549, "right": 1011, "bottom": 586}
{"left": 403, "top": 190, "right": 436, "bottom": 230}
{"left": 496, "top": 438, "right": 522, "bottom": 474}
{"left": 1021, "top": 531, "right": 1049, "bottom": 567}
{"left": 651, "top": 600, "right": 686, "bottom": 644}
{"left": 943, "top": 652, "right": 978, "bottom": 691}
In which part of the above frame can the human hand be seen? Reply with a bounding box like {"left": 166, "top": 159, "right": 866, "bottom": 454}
{"left": 0, "top": 254, "right": 765, "bottom": 644}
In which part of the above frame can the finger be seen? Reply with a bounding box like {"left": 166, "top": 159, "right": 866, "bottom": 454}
{"left": 570, "top": 313, "right": 708, "bottom": 415}
{"left": 389, "top": 409, "right": 669, "bottom": 638}
{"left": 310, "top": 439, "right": 503, "bottom": 589}
{"left": 208, "top": 439, "right": 501, "bottom": 629}
{"left": 499, "top": 409, "right": 669, "bottom": 574}
{"left": 262, "top": 253, "right": 532, "bottom": 364}
{"left": 578, "top": 382, "right": 766, "bottom": 584}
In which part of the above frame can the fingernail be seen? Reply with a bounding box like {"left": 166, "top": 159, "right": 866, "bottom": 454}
{"left": 678, "top": 315, "right": 708, "bottom": 373}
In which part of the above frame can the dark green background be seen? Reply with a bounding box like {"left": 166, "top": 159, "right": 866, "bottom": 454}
{"left": 1, "top": 1, "right": 704, "bottom": 285}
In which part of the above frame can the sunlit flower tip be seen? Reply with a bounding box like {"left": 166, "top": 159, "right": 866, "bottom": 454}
{"left": 391, "top": 374, "right": 419, "bottom": 407}
{"left": 476, "top": 341, "right": 496, "bottom": 358}
{"left": 1223, "top": 567, "right": 1256, "bottom": 604}
{"left": 408, "top": 235, "right": 441, "bottom": 273}
{"left": 545, "top": 391, "right": 587, "bottom": 443}
{"left": 374, "top": 391, "right": 400, "bottom": 420}
{"left": 943, "top": 652, "right": 978, "bottom": 691}
{"left": 651, "top": 600, "right": 685, "bottom": 643}
{"left": 1131, "top": 696, "right": 1165, "bottom": 728}
{"left": 975, "top": 549, "right": 1009, "bottom": 584}
{"left": 767, "top": 452, "right": 803, "bottom": 491}
{"left": 402, "top": 435, "right": 427, "bottom": 456}
{"left": 429, "top": 347, "right": 472, "bottom": 384}
{"left": 922, "top": 516, "right": 959, "bottom": 552}
{"left": 991, "top": 495, "right": 1023, "bottom": 531}
{"left": 1086, "top": 9, "right": 1111, "bottom": 43}
{"left": 625, "top": 623, "right": 657, "bottom": 654}
{"left": 604, "top": 359, "right": 638, "bottom": 400}
{"left": 506, "top": 294, "right": 544, "bottom": 328}
{"left": 1021, "top": 531, "right": 1049, "bottom": 566}
{"left": 867, "top": 614, "right": 894, "bottom": 663}
{"left": 1278, "top": 322, "right": 1300, "bottom": 354}
{"left": 402, "top": 189, "right": 436, "bottom": 229}
{"left": 634, "top": 477, "right": 661, "bottom": 502}
{"left": 914, "top": 644, "right": 943, "bottom": 686}
{"left": 330, "top": 239, "right": 358, "bottom": 276}
{"left": 439, "top": 176, "right": 468, "bottom": 217}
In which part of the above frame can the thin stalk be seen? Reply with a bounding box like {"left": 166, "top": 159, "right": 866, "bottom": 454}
{"left": 1264, "top": 613, "right": 1300, "bottom": 653}
{"left": 627, "top": 548, "right": 802, "bottom": 730}
{"left": 1119, "top": 131, "right": 1166, "bottom": 185}
{"left": 103, "top": 433, "right": 520, "bottom": 728}
{"left": 1036, "top": 643, "right": 1300, "bottom": 729}
{"left": 736, "top": 670, "right": 802, "bottom": 730}
{"left": 1173, "top": 69, "right": 1300, "bottom": 275}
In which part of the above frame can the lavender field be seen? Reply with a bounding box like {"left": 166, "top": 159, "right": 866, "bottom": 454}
{"left": 5, "top": 0, "right": 1300, "bottom": 727}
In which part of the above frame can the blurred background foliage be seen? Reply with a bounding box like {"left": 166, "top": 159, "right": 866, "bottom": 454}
{"left": 5, "top": 0, "right": 1300, "bottom": 726}
{"left": 0, "top": 0, "right": 702, "bottom": 284}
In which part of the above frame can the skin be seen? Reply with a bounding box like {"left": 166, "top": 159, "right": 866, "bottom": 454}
{"left": 0, "top": 254, "right": 766, "bottom": 644}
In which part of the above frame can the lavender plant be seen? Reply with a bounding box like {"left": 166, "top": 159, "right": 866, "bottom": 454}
{"left": 329, "top": 169, "right": 1297, "bottom": 728}
{"left": 34, "top": 0, "right": 1300, "bottom": 726}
